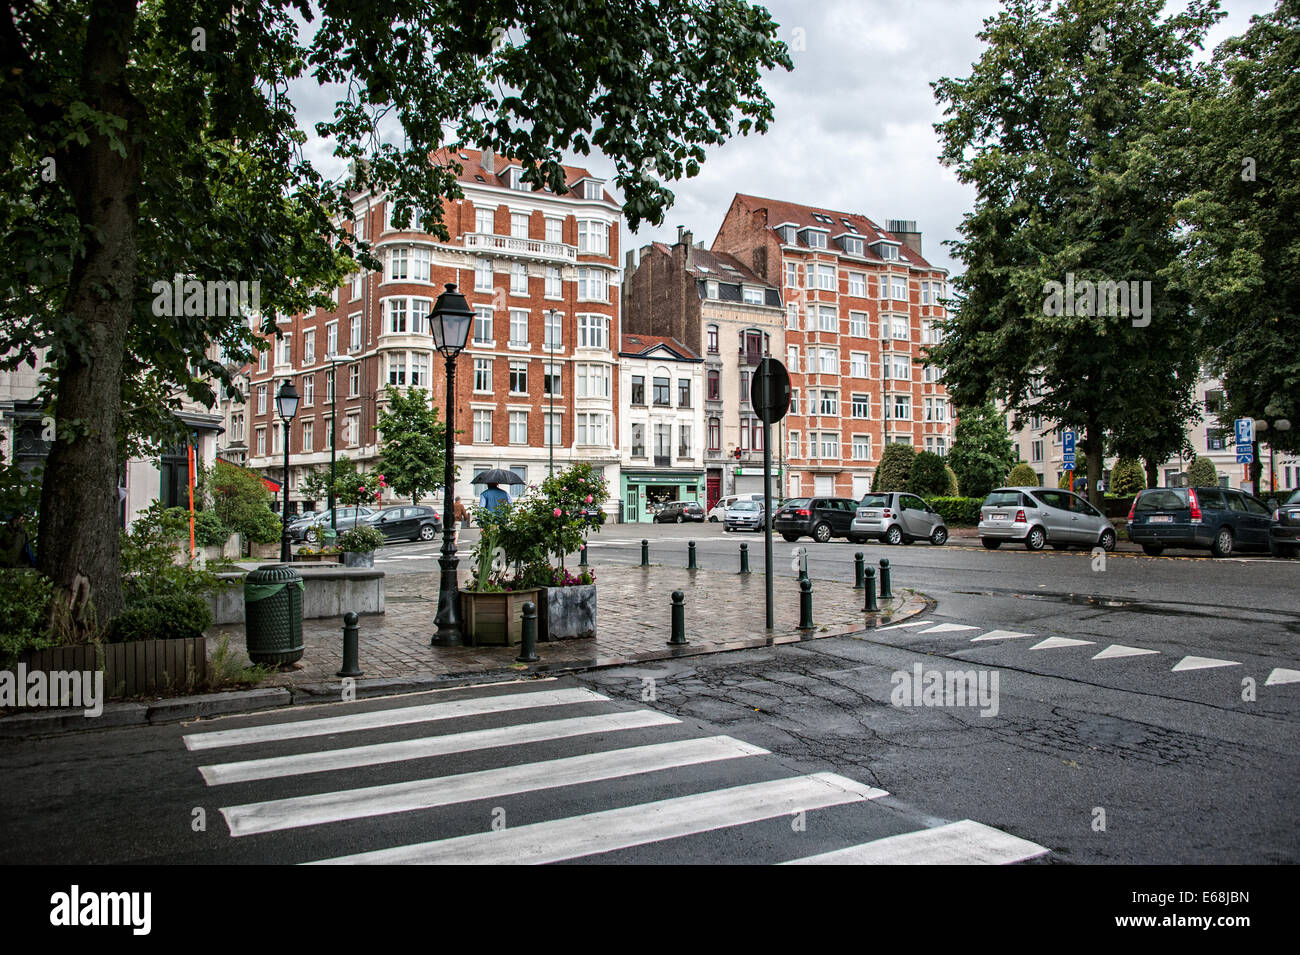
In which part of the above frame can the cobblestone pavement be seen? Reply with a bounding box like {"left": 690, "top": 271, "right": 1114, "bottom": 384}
{"left": 207, "top": 566, "right": 924, "bottom": 689}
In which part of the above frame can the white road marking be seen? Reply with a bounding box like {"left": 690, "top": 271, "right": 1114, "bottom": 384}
{"left": 918, "top": 624, "right": 980, "bottom": 635}
{"left": 199, "top": 710, "right": 679, "bottom": 786}
{"left": 1029, "top": 636, "right": 1095, "bottom": 650}
{"left": 182, "top": 687, "right": 609, "bottom": 751}
{"left": 222, "top": 736, "right": 768, "bottom": 837}
{"left": 1265, "top": 668, "right": 1300, "bottom": 686}
{"left": 308, "top": 772, "right": 887, "bottom": 865}
{"left": 1092, "top": 644, "right": 1161, "bottom": 660}
{"left": 781, "top": 819, "right": 1048, "bottom": 865}
{"left": 1171, "top": 656, "right": 1241, "bottom": 672}
{"left": 875, "top": 620, "right": 933, "bottom": 632}
{"left": 969, "top": 630, "right": 1035, "bottom": 642}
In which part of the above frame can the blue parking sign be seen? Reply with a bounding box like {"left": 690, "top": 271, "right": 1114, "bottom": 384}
{"left": 1235, "top": 417, "right": 1254, "bottom": 446}
{"left": 1062, "top": 430, "right": 1076, "bottom": 455}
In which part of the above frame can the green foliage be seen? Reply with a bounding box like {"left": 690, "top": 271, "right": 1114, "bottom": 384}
{"left": 0, "top": 451, "right": 41, "bottom": 522}
{"left": 944, "top": 466, "right": 960, "bottom": 496}
{"left": 1186, "top": 454, "right": 1218, "bottom": 487}
{"left": 1008, "top": 463, "right": 1040, "bottom": 487}
{"left": 1057, "top": 457, "right": 1088, "bottom": 488}
{"left": 946, "top": 404, "right": 1016, "bottom": 498}
{"left": 300, "top": 455, "right": 358, "bottom": 506}
{"left": 908, "top": 451, "right": 950, "bottom": 496}
{"left": 208, "top": 461, "right": 281, "bottom": 544}
{"left": 377, "top": 387, "right": 449, "bottom": 504}
{"left": 1109, "top": 458, "right": 1147, "bottom": 495}
{"left": 872, "top": 444, "right": 915, "bottom": 492}
{"left": 204, "top": 634, "right": 274, "bottom": 690}
{"left": 162, "top": 507, "right": 229, "bottom": 548}
{"left": 0, "top": 569, "right": 56, "bottom": 665}
{"left": 337, "top": 525, "right": 385, "bottom": 553}
{"left": 923, "top": 497, "right": 984, "bottom": 526}
{"left": 108, "top": 593, "right": 212, "bottom": 643}
{"left": 120, "top": 503, "right": 228, "bottom": 622}
{"left": 337, "top": 471, "right": 388, "bottom": 509}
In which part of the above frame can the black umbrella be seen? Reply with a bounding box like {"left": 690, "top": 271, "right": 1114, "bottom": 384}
{"left": 471, "top": 468, "right": 526, "bottom": 486}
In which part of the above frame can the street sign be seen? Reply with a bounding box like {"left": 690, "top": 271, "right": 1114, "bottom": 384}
{"left": 1235, "top": 417, "right": 1254, "bottom": 447}
{"left": 750, "top": 358, "right": 791, "bottom": 424}
{"left": 1062, "top": 430, "right": 1076, "bottom": 455}
{"left": 1237, "top": 451, "right": 1254, "bottom": 464}
{"left": 1062, "top": 461, "right": 1075, "bottom": 471}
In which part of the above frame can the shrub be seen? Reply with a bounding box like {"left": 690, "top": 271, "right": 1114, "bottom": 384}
{"left": 0, "top": 569, "right": 56, "bottom": 664}
{"left": 337, "top": 525, "right": 385, "bottom": 553}
{"left": 208, "top": 460, "right": 282, "bottom": 544}
{"left": 1109, "top": 458, "right": 1146, "bottom": 495}
{"left": 108, "top": 593, "right": 212, "bottom": 642}
{"left": 947, "top": 403, "right": 1016, "bottom": 498}
{"left": 872, "top": 444, "right": 915, "bottom": 492}
{"left": 163, "top": 507, "right": 229, "bottom": 548}
{"left": 944, "top": 465, "right": 960, "bottom": 496}
{"left": 1008, "top": 462, "right": 1040, "bottom": 486}
{"left": 908, "top": 451, "right": 949, "bottom": 496}
{"left": 924, "top": 496, "right": 984, "bottom": 526}
{"left": 1186, "top": 454, "right": 1218, "bottom": 487}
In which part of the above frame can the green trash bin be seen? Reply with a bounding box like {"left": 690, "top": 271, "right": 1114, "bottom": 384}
{"left": 244, "top": 565, "right": 305, "bottom": 665}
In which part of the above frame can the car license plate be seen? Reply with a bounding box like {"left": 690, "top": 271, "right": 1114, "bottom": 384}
{"left": 860, "top": 510, "right": 879, "bottom": 519}
{"left": 1150, "top": 515, "right": 1173, "bottom": 523}
{"left": 989, "top": 513, "right": 1008, "bottom": 521}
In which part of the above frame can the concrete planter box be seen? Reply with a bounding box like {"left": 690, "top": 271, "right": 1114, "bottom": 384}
{"left": 208, "top": 567, "right": 384, "bottom": 625}
{"left": 342, "top": 551, "right": 375, "bottom": 568}
{"left": 460, "top": 589, "right": 542, "bottom": 647}
{"left": 540, "top": 584, "right": 597, "bottom": 641}
{"left": 22, "top": 638, "right": 207, "bottom": 700}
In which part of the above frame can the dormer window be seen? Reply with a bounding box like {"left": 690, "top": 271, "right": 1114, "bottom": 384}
{"left": 583, "top": 180, "right": 604, "bottom": 200}
{"left": 799, "top": 228, "right": 829, "bottom": 249}
{"left": 839, "top": 235, "right": 864, "bottom": 256}
{"left": 871, "top": 240, "right": 901, "bottom": 261}
{"left": 776, "top": 224, "right": 798, "bottom": 244}
{"left": 742, "top": 286, "right": 764, "bottom": 305}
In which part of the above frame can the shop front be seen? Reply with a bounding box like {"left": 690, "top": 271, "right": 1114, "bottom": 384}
{"left": 621, "top": 471, "right": 706, "bottom": 522}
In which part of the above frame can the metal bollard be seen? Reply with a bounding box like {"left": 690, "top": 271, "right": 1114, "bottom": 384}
{"left": 516, "top": 601, "right": 540, "bottom": 663}
{"left": 854, "top": 552, "right": 865, "bottom": 589}
{"left": 862, "top": 567, "right": 878, "bottom": 612}
{"left": 688, "top": 540, "right": 697, "bottom": 570}
{"left": 739, "top": 542, "right": 751, "bottom": 574}
{"left": 878, "top": 558, "right": 893, "bottom": 599}
{"left": 641, "top": 538, "right": 649, "bottom": 566}
{"left": 337, "top": 611, "right": 363, "bottom": 678}
{"left": 798, "top": 578, "right": 814, "bottom": 629}
{"left": 579, "top": 541, "right": 588, "bottom": 567}
{"left": 668, "top": 590, "right": 688, "bottom": 645}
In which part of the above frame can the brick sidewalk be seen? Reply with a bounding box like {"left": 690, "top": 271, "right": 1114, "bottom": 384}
{"left": 207, "top": 566, "right": 924, "bottom": 688}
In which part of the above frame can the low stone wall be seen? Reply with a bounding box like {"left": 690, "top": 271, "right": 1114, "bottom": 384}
{"left": 209, "top": 566, "right": 385, "bottom": 624}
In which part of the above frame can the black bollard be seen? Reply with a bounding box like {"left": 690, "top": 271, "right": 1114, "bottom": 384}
{"left": 688, "top": 540, "right": 697, "bottom": 570}
{"left": 739, "top": 542, "right": 751, "bottom": 575}
{"left": 879, "top": 558, "right": 893, "bottom": 599}
{"left": 516, "top": 601, "right": 540, "bottom": 663}
{"left": 798, "top": 578, "right": 814, "bottom": 629}
{"left": 641, "top": 538, "right": 649, "bottom": 566}
{"left": 863, "top": 567, "right": 878, "bottom": 612}
{"left": 579, "top": 541, "right": 588, "bottom": 567}
{"left": 668, "top": 590, "right": 688, "bottom": 645}
{"left": 854, "top": 552, "right": 865, "bottom": 590}
{"left": 337, "top": 611, "right": 363, "bottom": 678}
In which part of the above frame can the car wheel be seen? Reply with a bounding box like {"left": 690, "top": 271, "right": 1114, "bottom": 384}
{"left": 676, "top": 515, "right": 684, "bottom": 523}
{"left": 981, "top": 538, "right": 1001, "bottom": 550}
{"left": 419, "top": 524, "right": 436, "bottom": 542}
{"left": 305, "top": 526, "right": 318, "bottom": 544}
{"left": 885, "top": 525, "right": 903, "bottom": 546}
{"left": 709, "top": 516, "right": 718, "bottom": 522}
{"left": 1141, "top": 543, "right": 1164, "bottom": 557}
{"left": 782, "top": 533, "right": 800, "bottom": 543}
{"left": 1025, "top": 526, "right": 1047, "bottom": 550}
{"left": 724, "top": 525, "right": 732, "bottom": 532}
{"left": 813, "top": 522, "right": 832, "bottom": 543}
{"left": 1098, "top": 528, "right": 1116, "bottom": 552}
{"left": 930, "top": 526, "right": 948, "bottom": 546}
{"left": 1211, "top": 526, "right": 1234, "bottom": 558}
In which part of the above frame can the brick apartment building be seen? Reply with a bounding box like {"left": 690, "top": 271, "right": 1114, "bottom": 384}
{"left": 710, "top": 194, "right": 955, "bottom": 500}
{"left": 622, "top": 230, "right": 785, "bottom": 511}
{"left": 243, "top": 148, "right": 623, "bottom": 515}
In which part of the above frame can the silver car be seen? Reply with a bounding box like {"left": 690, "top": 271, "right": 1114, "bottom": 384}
{"left": 978, "top": 486, "right": 1116, "bottom": 552}
{"left": 724, "top": 499, "right": 766, "bottom": 532}
{"left": 851, "top": 492, "right": 948, "bottom": 545}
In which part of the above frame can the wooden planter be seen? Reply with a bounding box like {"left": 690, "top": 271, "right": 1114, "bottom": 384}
{"left": 22, "top": 638, "right": 208, "bottom": 700}
{"left": 293, "top": 552, "right": 343, "bottom": 564}
{"left": 460, "top": 588, "right": 542, "bottom": 647}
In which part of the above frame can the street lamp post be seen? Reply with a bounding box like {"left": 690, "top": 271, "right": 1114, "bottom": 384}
{"left": 275, "top": 380, "right": 300, "bottom": 563}
{"left": 326, "top": 355, "right": 356, "bottom": 531}
{"left": 429, "top": 284, "right": 475, "bottom": 647}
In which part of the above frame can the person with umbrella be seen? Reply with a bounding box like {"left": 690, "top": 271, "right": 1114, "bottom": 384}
{"left": 473, "top": 468, "right": 523, "bottom": 517}
{"left": 479, "top": 483, "right": 509, "bottom": 514}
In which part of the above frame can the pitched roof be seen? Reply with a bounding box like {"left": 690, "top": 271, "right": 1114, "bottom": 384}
{"left": 731, "top": 193, "right": 937, "bottom": 269}
{"left": 433, "top": 147, "right": 614, "bottom": 203}
{"left": 619, "top": 334, "right": 700, "bottom": 361}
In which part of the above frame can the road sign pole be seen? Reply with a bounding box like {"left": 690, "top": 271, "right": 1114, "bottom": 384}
{"left": 762, "top": 375, "right": 774, "bottom": 631}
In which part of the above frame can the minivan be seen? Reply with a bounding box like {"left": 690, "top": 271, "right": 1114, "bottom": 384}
{"left": 1127, "top": 486, "right": 1275, "bottom": 557}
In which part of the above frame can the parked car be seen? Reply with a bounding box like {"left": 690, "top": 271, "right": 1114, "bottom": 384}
{"left": 1269, "top": 488, "right": 1300, "bottom": 557}
{"left": 287, "top": 506, "right": 375, "bottom": 542}
{"left": 978, "top": 487, "right": 1116, "bottom": 552}
{"left": 724, "top": 499, "right": 768, "bottom": 532}
{"left": 852, "top": 492, "right": 948, "bottom": 545}
{"left": 708, "top": 493, "right": 765, "bottom": 522}
{"left": 1127, "top": 486, "right": 1274, "bottom": 557}
{"left": 654, "top": 501, "right": 705, "bottom": 524}
{"left": 362, "top": 505, "right": 442, "bottom": 542}
{"left": 773, "top": 496, "right": 863, "bottom": 543}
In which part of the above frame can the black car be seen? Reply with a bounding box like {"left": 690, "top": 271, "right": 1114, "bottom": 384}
{"left": 773, "top": 497, "right": 864, "bottom": 543}
{"left": 654, "top": 501, "right": 705, "bottom": 523}
{"left": 1269, "top": 488, "right": 1300, "bottom": 557}
{"left": 1127, "top": 486, "right": 1274, "bottom": 557}
{"left": 363, "top": 505, "right": 442, "bottom": 542}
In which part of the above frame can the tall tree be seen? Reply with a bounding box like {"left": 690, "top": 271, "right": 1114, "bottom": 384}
{"left": 376, "top": 387, "right": 448, "bottom": 505}
{"left": 1, "top": 0, "right": 791, "bottom": 622}
{"left": 946, "top": 403, "right": 1016, "bottom": 498}
{"left": 928, "top": 0, "right": 1216, "bottom": 506}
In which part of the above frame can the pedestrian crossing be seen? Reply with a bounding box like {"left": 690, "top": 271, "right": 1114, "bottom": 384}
{"left": 180, "top": 679, "right": 1048, "bottom": 865}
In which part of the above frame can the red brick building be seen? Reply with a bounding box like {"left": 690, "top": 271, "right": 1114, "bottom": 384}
{"left": 244, "top": 148, "right": 622, "bottom": 514}
{"left": 711, "top": 194, "right": 954, "bottom": 499}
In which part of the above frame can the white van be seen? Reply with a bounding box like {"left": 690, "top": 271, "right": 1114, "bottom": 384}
{"left": 707, "top": 493, "right": 768, "bottom": 522}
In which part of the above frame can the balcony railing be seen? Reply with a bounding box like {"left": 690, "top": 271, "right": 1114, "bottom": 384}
{"left": 463, "top": 232, "right": 577, "bottom": 263}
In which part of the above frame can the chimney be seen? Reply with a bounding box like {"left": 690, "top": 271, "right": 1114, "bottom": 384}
{"left": 625, "top": 248, "right": 637, "bottom": 275}
{"left": 677, "top": 226, "right": 693, "bottom": 249}
{"left": 481, "top": 148, "right": 495, "bottom": 174}
{"left": 886, "top": 219, "right": 923, "bottom": 257}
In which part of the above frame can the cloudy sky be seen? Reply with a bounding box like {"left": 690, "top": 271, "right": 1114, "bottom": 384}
{"left": 300, "top": 0, "right": 1278, "bottom": 278}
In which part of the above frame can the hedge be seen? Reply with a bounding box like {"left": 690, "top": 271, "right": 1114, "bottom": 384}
{"left": 923, "top": 496, "right": 984, "bottom": 526}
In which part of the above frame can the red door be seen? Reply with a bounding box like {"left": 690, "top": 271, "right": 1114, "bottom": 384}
{"left": 707, "top": 473, "right": 721, "bottom": 512}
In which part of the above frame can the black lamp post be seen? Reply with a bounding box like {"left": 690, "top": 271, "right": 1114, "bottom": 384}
{"left": 275, "top": 379, "right": 300, "bottom": 563}
{"left": 430, "top": 283, "right": 475, "bottom": 647}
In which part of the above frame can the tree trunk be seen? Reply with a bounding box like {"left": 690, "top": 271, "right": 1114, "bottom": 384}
{"left": 1142, "top": 457, "right": 1160, "bottom": 489}
{"left": 34, "top": 0, "right": 144, "bottom": 630}
{"left": 1084, "top": 425, "right": 1104, "bottom": 508}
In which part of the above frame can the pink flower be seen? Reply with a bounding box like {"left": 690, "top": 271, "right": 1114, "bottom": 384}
{"left": 584, "top": 494, "right": 593, "bottom": 503}
{"left": 553, "top": 508, "right": 562, "bottom": 516}
{"left": 579, "top": 543, "right": 585, "bottom": 550}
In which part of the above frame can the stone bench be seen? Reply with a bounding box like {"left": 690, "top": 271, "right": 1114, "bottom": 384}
{"left": 208, "top": 566, "right": 385, "bottom": 624}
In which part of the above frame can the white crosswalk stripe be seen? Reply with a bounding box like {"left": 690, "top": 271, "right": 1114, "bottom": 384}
{"left": 781, "top": 819, "right": 1048, "bottom": 865}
